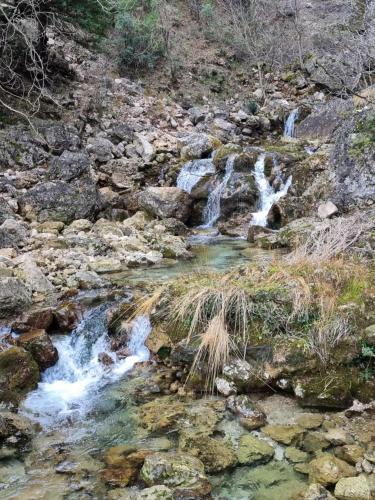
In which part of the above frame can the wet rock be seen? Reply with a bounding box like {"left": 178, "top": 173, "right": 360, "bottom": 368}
{"left": 179, "top": 433, "right": 237, "bottom": 473}
{"left": 334, "top": 444, "right": 365, "bottom": 465}
{"left": 236, "top": 434, "right": 275, "bottom": 465}
{"left": 0, "top": 347, "right": 39, "bottom": 404}
{"left": 302, "top": 431, "right": 330, "bottom": 453}
{"left": 0, "top": 411, "right": 33, "bottom": 445}
{"left": 140, "top": 452, "right": 211, "bottom": 498}
{"left": 295, "top": 483, "right": 335, "bottom": 500}
{"left": 88, "top": 257, "right": 123, "bottom": 274}
{"left": 145, "top": 326, "right": 171, "bottom": 355}
{"left": 108, "top": 485, "right": 174, "bottom": 500}
{"left": 0, "top": 278, "right": 32, "bottom": 318}
{"left": 324, "top": 428, "right": 352, "bottom": 446}
{"left": 11, "top": 307, "right": 54, "bottom": 333}
{"left": 102, "top": 446, "right": 153, "bottom": 487}
{"left": 226, "top": 395, "right": 266, "bottom": 430}
{"left": 263, "top": 425, "right": 304, "bottom": 446}
{"left": 308, "top": 455, "right": 356, "bottom": 486}
{"left": 18, "top": 329, "right": 58, "bottom": 371}
{"left": 98, "top": 352, "right": 114, "bottom": 366}
{"left": 53, "top": 302, "right": 82, "bottom": 331}
{"left": 296, "top": 413, "right": 324, "bottom": 430}
{"left": 334, "top": 475, "right": 375, "bottom": 500}
{"left": 285, "top": 447, "right": 309, "bottom": 464}
{"left": 138, "top": 187, "right": 192, "bottom": 223}
{"left": 138, "top": 396, "right": 186, "bottom": 432}
{"left": 317, "top": 201, "right": 338, "bottom": 219}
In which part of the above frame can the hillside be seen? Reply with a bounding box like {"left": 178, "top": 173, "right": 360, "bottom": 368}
{"left": 0, "top": 1, "right": 375, "bottom": 499}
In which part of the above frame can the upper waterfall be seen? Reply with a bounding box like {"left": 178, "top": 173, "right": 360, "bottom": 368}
{"left": 250, "top": 154, "right": 292, "bottom": 227}
{"left": 176, "top": 158, "right": 215, "bottom": 193}
{"left": 201, "top": 154, "right": 235, "bottom": 228}
{"left": 284, "top": 108, "right": 299, "bottom": 138}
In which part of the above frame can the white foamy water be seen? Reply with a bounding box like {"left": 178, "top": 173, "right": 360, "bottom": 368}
{"left": 284, "top": 108, "right": 299, "bottom": 138}
{"left": 251, "top": 154, "right": 292, "bottom": 227}
{"left": 22, "top": 307, "right": 151, "bottom": 427}
{"left": 202, "top": 154, "right": 235, "bottom": 227}
{"left": 176, "top": 158, "right": 216, "bottom": 193}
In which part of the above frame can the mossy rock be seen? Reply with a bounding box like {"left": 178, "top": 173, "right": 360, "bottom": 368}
{"left": 212, "top": 144, "right": 242, "bottom": 170}
{"left": 236, "top": 434, "right": 275, "bottom": 465}
{"left": 293, "top": 368, "right": 368, "bottom": 409}
{"left": 308, "top": 455, "right": 356, "bottom": 486}
{"left": 179, "top": 433, "right": 237, "bottom": 473}
{"left": 263, "top": 424, "right": 305, "bottom": 445}
{"left": 0, "top": 347, "right": 40, "bottom": 404}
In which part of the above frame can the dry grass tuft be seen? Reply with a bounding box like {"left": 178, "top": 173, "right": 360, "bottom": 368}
{"left": 286, "top": 213, "right": 374, "bottom": 265}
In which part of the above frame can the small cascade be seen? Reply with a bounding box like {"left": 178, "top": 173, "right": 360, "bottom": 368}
{"left": 284, "top": 108, "right": 299, "bottom": 138}
{"left": 22, "top": 306, "right": 151, "bottom": 427}
{"left": 202, "top": 154, "right": 235, "bottom": 227}
{"left": 251, "top": 154, "right": 292, "bottom": 227}
{"left": 176, "top": 158, "right": 215, "bottom": 194}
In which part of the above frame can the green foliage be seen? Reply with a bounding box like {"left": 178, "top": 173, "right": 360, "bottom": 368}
{"left": 338, "top": 277, "right": 367, "bottom": 305}
{"left": 349, "top": 113, "right": 375, "bottom": 158}
{"left": 115, "top": 0, "right": 165, "bottom": 69}
{"left": 246, "top": 100, "right": 258, "bottom": 115}
{"left": 52, "top": 0, "right": 113, "bottom": 37}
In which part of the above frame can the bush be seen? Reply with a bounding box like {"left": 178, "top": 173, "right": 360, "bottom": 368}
{"left": 52, "top": 0, "right": 114, "bottom": 37}
{"left": 115, "top": 0, "right": 165, "bottom": 69}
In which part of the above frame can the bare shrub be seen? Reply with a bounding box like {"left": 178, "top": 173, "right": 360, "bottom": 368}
{"left": 308, "top": 315, "right": 352, "bottom": 366}
{"left": 285, "top": 213, "right": 375, "bottom": 265}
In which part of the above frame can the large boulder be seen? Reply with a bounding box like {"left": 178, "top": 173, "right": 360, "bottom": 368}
{"left": 49, "top": 150, "right": 91, "bottom": 181}
{"left": 0, "top": 278, "right": 32, "bottom": 318}
{"left": 17, "top": 329, "right": 58, "bottom": 371}
{"left": 138, "top": 187, "right": 192, "bottom": 222}
{"left": 21, "top": 178, "right": 100, "bottom": 223}
{"left": 0, "top": 347, "right": 39, "bottom": 404}
{"left": 140, "top": 452, "right": 211, "bottom": 498}
{"left": 41, "top": 124, "right": 80, "bottom": 154}
{"left": 296, "top": 99, "right": 353, "bottom": 141}
{"left": 330, "top": 110, "right": 375, "bottom": 210}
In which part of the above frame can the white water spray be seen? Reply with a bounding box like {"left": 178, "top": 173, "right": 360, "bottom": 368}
{"left": 22, "top": 306, "right": 151, "bottom": 427}
{"left": 251, "top": 154, "right": 292, "bottom": 227}
{"left": 176, "top": 158, "right": 215, "bottom": 194}
{"left": 201, "top": 155, "right": 235, "bottom": 227}
{"left": 284, "top": 108, "right": 299, "bottom": 138}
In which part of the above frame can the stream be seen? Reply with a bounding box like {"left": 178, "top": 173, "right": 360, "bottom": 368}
{"left": 1, "top": 236, "right": 309, "bottom": 500}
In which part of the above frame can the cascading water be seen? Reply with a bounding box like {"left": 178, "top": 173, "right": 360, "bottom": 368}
{"left": 201, "top": 154, "right": 235, "bottom": 227}
{"left": 22, "top": 306, "right": 151, "bottom": 427}
{"left": 250, "top": 154, "right": 292, "bottom": 227}
{"left": 176, "top": 158, "right": 216, "bottom": 194}
{"left": 284, "top": 108, "right": 299, "bottom": 138}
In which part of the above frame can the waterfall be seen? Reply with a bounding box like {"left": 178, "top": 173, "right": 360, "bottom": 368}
{"left": 201, "top": 155, "right": 235, "bottom": 227}
{"left": 176, "top": 158, "right": 215, "bottom": 194}
{"left": 22, "top": 306, "right": 151, "bottom": 427}
{"left": 251, "top": 154, "right": 292, "bottom": 227}
{"left": 284, "top": 108, "right": 299, "bottom": 138}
